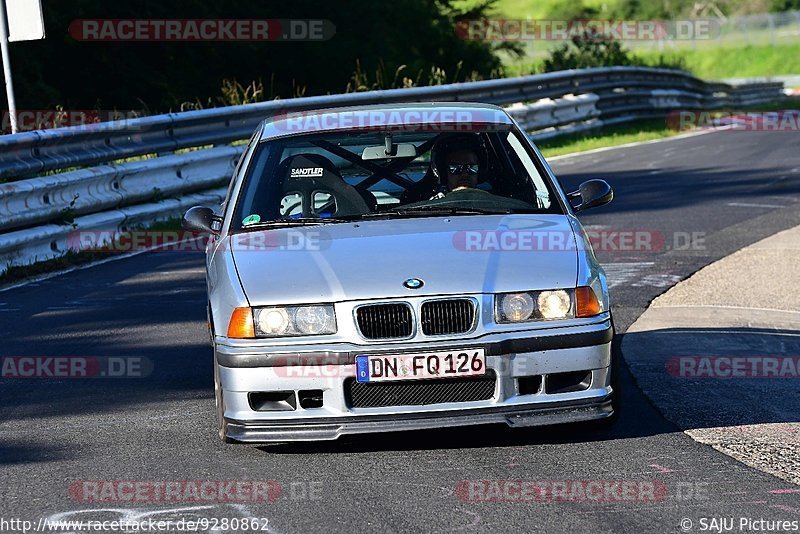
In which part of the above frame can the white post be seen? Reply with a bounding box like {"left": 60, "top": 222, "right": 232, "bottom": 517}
{"left": 767, "top": 13, "right": 776, "bottom": 47}
{"left": 740, "top": 17, "right": 749, "bottom": 45}
{"left": 0, "top": 0, "right": 18, "bottom": 134}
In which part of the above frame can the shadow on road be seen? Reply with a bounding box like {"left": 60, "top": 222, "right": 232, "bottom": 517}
{"left": 621, "top": 325, "right": 800, "bottom": 430}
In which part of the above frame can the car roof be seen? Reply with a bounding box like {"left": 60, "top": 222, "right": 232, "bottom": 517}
{"left": 258, "top": 102, "right": 513, "bottom": 141}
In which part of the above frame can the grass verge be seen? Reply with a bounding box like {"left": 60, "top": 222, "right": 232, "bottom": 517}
{"left": 635, "top": 44, "right": 800, "bottom": 81}
{"left": 537, "top": 97, "right": 800, "bottom": 158}
{"left": 536, "top": 118, "right": 679, "bottom": 158}
{"left": 502, "top": 44, "right": 800, "bottom": 82}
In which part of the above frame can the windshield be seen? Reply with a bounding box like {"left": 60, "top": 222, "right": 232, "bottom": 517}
{"left": 232, "top": 126, "right": 562, "bottom": 230}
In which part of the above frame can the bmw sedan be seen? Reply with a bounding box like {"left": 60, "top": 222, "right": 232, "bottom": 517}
{"left": 183, "top": 103, "right": 616, "bottom": 443}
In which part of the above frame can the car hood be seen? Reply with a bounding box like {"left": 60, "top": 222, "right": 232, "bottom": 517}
{"left": 227, "top": 215, "right": 578, "bottom": 305}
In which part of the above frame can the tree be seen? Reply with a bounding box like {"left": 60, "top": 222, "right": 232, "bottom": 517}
{"left": 7, "top": 0, "right": 510, "bottom": 112}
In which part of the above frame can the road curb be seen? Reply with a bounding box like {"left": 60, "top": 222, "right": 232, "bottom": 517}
{"left": 622, "top": 224, "right": 800, "bottom": 486}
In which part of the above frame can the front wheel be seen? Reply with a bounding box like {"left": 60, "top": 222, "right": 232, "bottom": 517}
{"left": 588, "top": 318, "right": 621, "bottom": 430}
{"left": 214, "top": 348, "right": 236, "bottom": 444}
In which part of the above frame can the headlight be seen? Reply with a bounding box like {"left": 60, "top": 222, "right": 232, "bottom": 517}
{"left": 538, "top": 290, "right": 571, "bottom": 319}
{"left": 496, "top": 289, "right": 574, "bottom": 323}
{"left": 229, "top": 305, "right": 337, "bottom": 338}
{"left": 254, "top": 305, "right": 336, "bottom": 337}
{"left": 257, "top": 307, "right": 291, "bottom": 336}
{"left": 499, "top": 293, "right": 535, "bottom": 322}
{"left": 495, "top": 287, "right": 602, "bottom": 323}
{"left": 294, "top": 306, "right": 336, "bottom": 335}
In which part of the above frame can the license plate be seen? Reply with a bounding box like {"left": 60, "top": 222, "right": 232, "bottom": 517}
{"left": 355, "top": 349, "right": 486, "bottom": 383}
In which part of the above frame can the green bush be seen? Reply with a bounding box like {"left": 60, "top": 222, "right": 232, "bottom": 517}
{"left": 542, "top": 30, "right": 687, "bottom": 72}
{"left": 542, "top": 31, "right": 635, "bottom": 71}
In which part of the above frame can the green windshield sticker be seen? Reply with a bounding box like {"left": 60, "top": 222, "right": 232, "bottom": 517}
{"left": 242, "top": 214, "right": 261, "bottom": 226}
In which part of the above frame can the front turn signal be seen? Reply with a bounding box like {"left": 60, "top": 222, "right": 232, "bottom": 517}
{"left": 575, "top": 287, "right": 601, "bottom": 317}
{"left": 227, "top": 307, "right": 255, "bottom": 338}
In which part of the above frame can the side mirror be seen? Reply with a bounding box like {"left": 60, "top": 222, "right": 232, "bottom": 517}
{"left": 568, "top": 179, "right": 613, "bottom": 212}
{"left": 182, "top": 206, "right": 221, "bottom": 235}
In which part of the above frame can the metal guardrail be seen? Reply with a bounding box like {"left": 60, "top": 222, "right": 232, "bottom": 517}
{"left": 0, "top": 66, "right": 787, "bottom": 272}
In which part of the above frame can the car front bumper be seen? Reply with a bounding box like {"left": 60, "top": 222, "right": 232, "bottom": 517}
{"left": 216, "top": 318, "right": 614, "bottom": 442}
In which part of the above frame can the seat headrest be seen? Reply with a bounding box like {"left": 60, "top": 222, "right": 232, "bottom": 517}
{"left": 277, "top": 152, "right": 370, "bottom": 217}
{"left": 281, "top": 153, "right": 341, "bottom": 182}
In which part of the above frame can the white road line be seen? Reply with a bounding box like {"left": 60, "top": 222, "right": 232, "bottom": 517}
{"left": 632, "top": 274, "right": 683, "bottom": 288}
{"left": 602, "top": 262, "right": 655, "bottom": 288}
{"left": 726, "top": 202, "right": 784, "bottom": 209}
{"left": 547, "top": 129, "right": 713, "bottom": 162}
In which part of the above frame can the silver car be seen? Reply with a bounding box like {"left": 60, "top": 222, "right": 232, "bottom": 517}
{"left": 183, "top": 103, "right": 617, "bottom": 443}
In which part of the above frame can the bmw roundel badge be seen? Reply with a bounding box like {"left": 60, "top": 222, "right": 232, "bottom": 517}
{"left": 403, "top": 278, "right": 424, "bottom": 290}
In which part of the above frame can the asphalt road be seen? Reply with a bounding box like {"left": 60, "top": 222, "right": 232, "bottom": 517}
{"left": 1, "top": 129, "right": 799, "bottom": 533}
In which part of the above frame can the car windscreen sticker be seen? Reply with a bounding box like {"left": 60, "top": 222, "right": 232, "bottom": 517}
{"left": 290, "top": 167, "right": 324, "bottom": 179}
{"left": 242, "top": 214, "right": 261, "bottom": 226}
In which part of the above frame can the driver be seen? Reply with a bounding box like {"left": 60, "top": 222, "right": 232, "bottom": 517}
{"left": 444, "top": 148, "right": 480, "bottom": 192}
{"left": 398, "top": 133, "right": 491, "bottom": 203}
{"left": 430, "top": 133, "right": 489, "bottom": 197}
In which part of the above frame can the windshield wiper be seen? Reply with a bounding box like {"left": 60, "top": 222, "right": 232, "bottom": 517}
{"left": 396, "top": 206, "right": 515, "bottom": 215}
{"left": 241, "top": 217, "right": 348, "bottom": 229}
{"left": 355, "top": 206, "right": 515, "bottom": 219}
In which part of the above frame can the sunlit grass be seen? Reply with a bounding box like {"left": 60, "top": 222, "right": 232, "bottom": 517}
{"left": 536, "top": 97, "right": 800, "bottom": 158}
{"left": 635, "top": 44, "right": 800, "bottom": 80}
{"left": 536, "top": 119, "right": 679, "bottom": 158}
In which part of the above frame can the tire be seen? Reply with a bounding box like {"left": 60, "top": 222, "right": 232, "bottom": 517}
{"left": 209, "top": 304, "right": 236, "bottom": 443}
{"left": 213, "top": 347, "right": 236, "bottom": 444}
{"left": 587, "top": 318, "right": 621, "bottom": 430}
